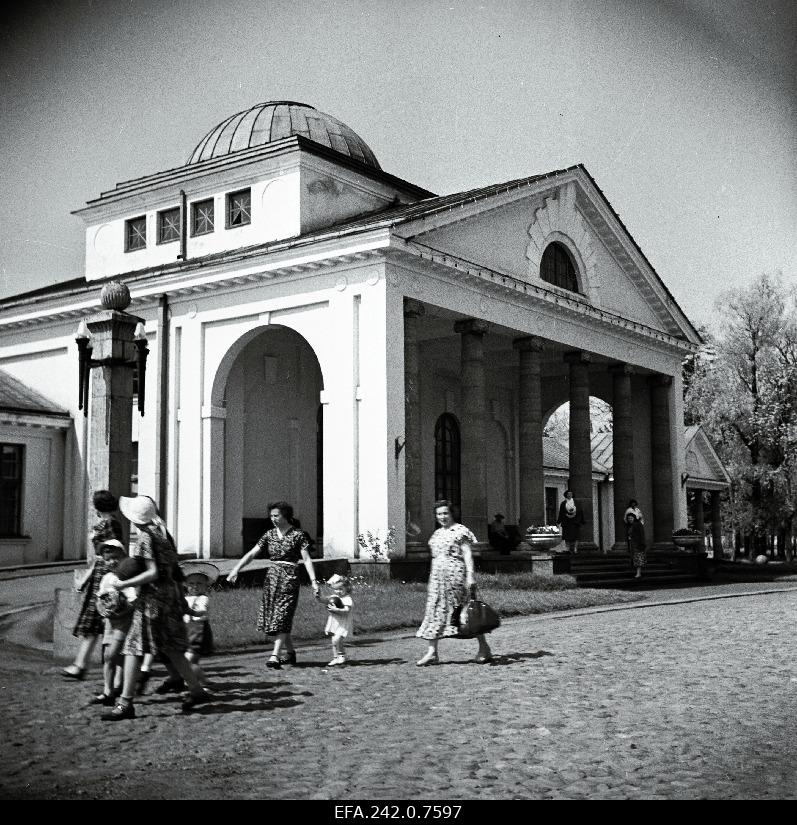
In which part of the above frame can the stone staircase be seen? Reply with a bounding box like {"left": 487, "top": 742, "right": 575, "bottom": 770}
{"left": 553, "top": 551, "right": 710, "bottom": 588}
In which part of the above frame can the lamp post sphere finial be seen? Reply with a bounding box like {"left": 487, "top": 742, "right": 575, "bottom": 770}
{"left": 100, "top": 280, "right": 131, "bottom": 311}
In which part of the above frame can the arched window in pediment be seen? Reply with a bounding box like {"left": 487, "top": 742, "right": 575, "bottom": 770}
{"left": 540, "top": 241, "right": 579, "bottom": 293}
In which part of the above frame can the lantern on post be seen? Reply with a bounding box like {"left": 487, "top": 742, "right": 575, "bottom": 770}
{"left": 74, "top": 281, "right": 149, "bottom": 417}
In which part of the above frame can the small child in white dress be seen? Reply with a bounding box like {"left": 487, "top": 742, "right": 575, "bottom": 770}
{"left": 324, "top": 574, "right": 354, "bottom": 667}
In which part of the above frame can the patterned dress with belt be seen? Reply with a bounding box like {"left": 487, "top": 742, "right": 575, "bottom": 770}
{"left": 255, "top": 527, "right": 310, "bottom": 635}
{"left": 416, "top": 523, "right": 476, "bottom": 640}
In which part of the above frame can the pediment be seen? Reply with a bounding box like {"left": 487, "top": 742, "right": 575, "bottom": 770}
{"left": 684, "top": 425, "right": 731, "bottom": 487}
{"left": 394, "top": 167, "right": 698, "bottom": 343}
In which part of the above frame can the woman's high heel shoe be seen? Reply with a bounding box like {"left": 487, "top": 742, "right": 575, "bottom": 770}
{"left": 281, "top": 650, "right": 297, "bottom": 666}
{"left": 266, "top": 655, "right": 282, "bottom": 670}
{"left": 416, "top": 653, "right": 439, "bottom": 667}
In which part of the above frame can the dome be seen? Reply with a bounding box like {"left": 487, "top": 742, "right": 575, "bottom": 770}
{"left": 187, "top": 101, "right": 380, "bottom": 169}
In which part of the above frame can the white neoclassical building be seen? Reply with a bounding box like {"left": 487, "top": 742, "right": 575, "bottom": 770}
{"left": 0, "top": 101, "right": 701, "bottom": 565}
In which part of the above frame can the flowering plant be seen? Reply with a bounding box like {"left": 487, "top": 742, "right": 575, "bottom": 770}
{"left": 525, "top": 524, "right": 561, "bottom": 535}
{"left": 672, "top": 527, "right": 702, "bottom": 536}
{"left": 357, "top": 526, "right": 396, "bottom": 560}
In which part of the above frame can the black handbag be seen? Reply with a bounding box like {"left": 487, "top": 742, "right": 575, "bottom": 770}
{"left": 454, "top": 585, "right": 501, "bottom": 638}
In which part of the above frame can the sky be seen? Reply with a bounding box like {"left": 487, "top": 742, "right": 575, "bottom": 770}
{"left": 0, "top": 0, "right": 794, "bottom": 329}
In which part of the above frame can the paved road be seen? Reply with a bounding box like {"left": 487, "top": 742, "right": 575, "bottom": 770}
{"left": 1, "top": 587, "right": 796, "bottom": 800}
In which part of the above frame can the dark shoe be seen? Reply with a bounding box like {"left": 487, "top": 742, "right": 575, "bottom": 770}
{"left": 89, "top": 693, "right": 117, "bottom": 706}
{"left": 181, "top": 690, "right": 211, "bottom": 713}
{"left": 101, "top": 702, "right": 135, "bottom": 721}
{"left": 61, "top": 666, "right": 86, "bottom": 681}
{"left": 136, "top": 670, "right": 152, "bottom": 695}
{"left": 155, "top": 677, "right": 186, "bottom": 694}
{"left": 266, "top": 656, "right": 282, "bottom": 670}
{"left": 281, "top": 650, "right": 297, "bottom": 666}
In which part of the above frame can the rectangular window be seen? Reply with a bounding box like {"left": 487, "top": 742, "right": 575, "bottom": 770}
{"left": 131, "top": 441, "right": 139, "bottom": 495}
{"left": 191, "top": 198, "right": 215, "bottom": 236}
{"left": 125, "top": 216, "right": 147, "bottom": 252}
{"left": 226, "top": 188, "right": 251, "bottom": 229}
{"left": 157, "top": 207, "right": 180, "bottom": 244}
{"left": 0, "top": 444, "right": 24, "bottom": 537}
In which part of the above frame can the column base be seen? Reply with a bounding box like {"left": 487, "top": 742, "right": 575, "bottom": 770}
{"left": 573, "top": 542, "right": 598, "bottom": 554}
{"left": 610, "top": 542, "right": 631, "bottom": 554}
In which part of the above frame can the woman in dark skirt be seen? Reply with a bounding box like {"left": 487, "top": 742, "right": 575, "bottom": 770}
{"left": 556, "top": 489, "right": 585, "bottom": 553}
{"left": 227, "top": 501, "right": 320, "bottom": 669}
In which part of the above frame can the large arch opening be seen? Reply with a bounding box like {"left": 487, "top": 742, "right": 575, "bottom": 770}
{"left": 218, "top": 325, "right": 324, "bottom": 555}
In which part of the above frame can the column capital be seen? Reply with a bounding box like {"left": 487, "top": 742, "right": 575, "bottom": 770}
{"left": 513, "top": 335, "right": 543, "bottom": 353}
{"left": 454, "top": 318, "right": 489, "bottom": 336}
{"left": 648, "top": 373, "right": 673, "bottom": 388}
{"left": 609, "top": 362, "right": 635, "bottom": 376}
{"left": 403, "top": 298, "right": 426, "bottom": 319}
{"left": 564, "top": 350, "right": 592, "bottom": 365}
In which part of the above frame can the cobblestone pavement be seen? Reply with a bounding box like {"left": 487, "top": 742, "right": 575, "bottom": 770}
{"left": 1, "top": 589, "right": 796, "bottom": 800}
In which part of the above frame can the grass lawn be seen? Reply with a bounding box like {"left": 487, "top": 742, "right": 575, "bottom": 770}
{"left": 210, "top": 570, "right": 645, "bottom": 651}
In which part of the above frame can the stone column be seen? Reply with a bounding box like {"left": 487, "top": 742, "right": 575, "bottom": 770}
{"left": 650, "top": 374, "right": 675, "bottom": 546}
{"left": 514, "top": 336, "right": 544, "bottom": 530}
{"left": 610, "top": 364, "right": 636, "bottom": 551}
{"left": 404, "top": 300, "right": 425, "bottom": 541}
{"left": 86, "top": 306, "right": 144, "bottom": 558}
{"left": 711, "top": 490, "right": 723, "bottom": 562}
{"left": 692, "top": 487, "right": 705, "bottom": 550}
{"left": 564, "top": 351, "right": 596, "bottom": 550}
{"left": 454, "top": 319, "right": 489, "bottom": 542}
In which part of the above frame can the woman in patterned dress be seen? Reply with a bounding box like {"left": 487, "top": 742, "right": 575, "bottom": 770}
{"left": 100, "top": 495, "right": 209, "bottom": 721}
{"left": 227, "top": 501, "right": 320, "bottom": 669}
{"left": 62, "top": 490, "right": 124, "bottom": 679}
{"left": 625, "top": 509, "right": 647, "bottom": 579}
{"left": 415, "top": 500, "right": 492, "bottom": 666}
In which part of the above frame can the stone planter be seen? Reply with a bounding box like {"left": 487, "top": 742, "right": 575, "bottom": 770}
{"left": 526, "top": 533, "right": 562, "bottom": 552}
{"left": 672, "top": 534, "right": 702, "bottom": 548}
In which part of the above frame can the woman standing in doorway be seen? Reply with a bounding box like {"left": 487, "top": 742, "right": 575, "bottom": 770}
{"left": 625, "top": 509, "right": 647, "bottom": 579}
{"left": 226, "top": 501, "right": 320, "bottom": 669}
{"left": 556, "top": 489, "right": 585, "bottom": 553}
{"left": 415, "top": 499, "right": 492, "bottom": 666}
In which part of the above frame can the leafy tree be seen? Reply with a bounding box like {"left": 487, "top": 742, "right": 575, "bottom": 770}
{"left": 685, "top": 272, "right": 796, "bottom": 559}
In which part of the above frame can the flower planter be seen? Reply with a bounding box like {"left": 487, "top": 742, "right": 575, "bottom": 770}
{"left": 672, "top": 534, "right": 702, "bottom": 548}
{"left": 526, "top": 533, "right": 562, "bottom": 551}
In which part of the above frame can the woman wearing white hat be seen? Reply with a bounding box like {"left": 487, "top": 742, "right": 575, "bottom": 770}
{"left": 101, "top": 495, "right": 209, "bottom": 720}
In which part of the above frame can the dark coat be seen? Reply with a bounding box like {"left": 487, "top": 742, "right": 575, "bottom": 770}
{"left": 626, "top": 519, "right": 646, "bottom": 552}
{"left": 557, "top": 500, "right": 585, "bottom": 542}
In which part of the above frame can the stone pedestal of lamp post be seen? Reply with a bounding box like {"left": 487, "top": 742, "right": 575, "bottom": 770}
{"left": 53, "top": 280, "right": 145, "bottom": 662}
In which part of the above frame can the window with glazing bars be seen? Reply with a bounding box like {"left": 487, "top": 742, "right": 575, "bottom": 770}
{"left": 125, "top": 216, "right": 147, "bottom": 252}
{"left": 157, "top": 207, "right": 180, "bottom": 244}
{"left": 226, "top": 189, "right": 251, "bottom": 228}
{"left": 434, "top": 413, "right": 461, "bottom": 510}
{"left": 191, "top": 199, "right": 214, "bottom": 236}
{"left": 540, "top": 242, "right": 579, "bottom": 293}
{"left": 0, "top": 444, "right": 24, "bottom": 537}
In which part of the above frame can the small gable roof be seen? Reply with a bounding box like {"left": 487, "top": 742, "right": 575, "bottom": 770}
{"left": 0, "top": 369, "right": 69, "bottom": 418}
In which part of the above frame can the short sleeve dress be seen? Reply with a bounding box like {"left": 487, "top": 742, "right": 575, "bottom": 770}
{"left": 122, "top": 525, "right": 188, "bottom": 657}
{"left": 254, "top": 527, "right": 310, "bottom": 635}
{"left": 72, "top": 514, "right": 124, "bottom": 637}
{"left": 416, "top": 523, "right": 477, "bottom": 640}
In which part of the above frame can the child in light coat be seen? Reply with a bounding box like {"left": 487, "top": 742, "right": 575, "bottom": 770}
{"left": 323, "top": 574, "right": 354, "bottom": 667}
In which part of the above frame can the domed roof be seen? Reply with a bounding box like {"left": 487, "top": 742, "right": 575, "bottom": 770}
{"left": 187, "top": 101, "right": 380, "bottom": 169}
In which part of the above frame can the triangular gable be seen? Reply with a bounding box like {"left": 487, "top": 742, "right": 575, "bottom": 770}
{"left": 392, "top": 165, "right": 700, "bottom": 344}
{"left": 684, "top": 425, "right": 731, "bottom": 489}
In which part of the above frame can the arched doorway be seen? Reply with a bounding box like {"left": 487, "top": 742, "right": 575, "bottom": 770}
{"left": 218, "top": 326, "right": 324, "bottom": 555}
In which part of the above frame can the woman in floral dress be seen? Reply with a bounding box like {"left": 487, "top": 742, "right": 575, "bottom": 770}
{"left": 227, "top": 501, "right": 320, "bottom": 669}
{"left": 100, "top": 495, "right": 209, "bottom": 720}
{"left": 416, "top": 500, "right": 492, "bottom": 666}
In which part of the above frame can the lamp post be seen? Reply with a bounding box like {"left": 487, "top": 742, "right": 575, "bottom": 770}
{"left": 75, "top": 280, "right": 147, "bottom": 558}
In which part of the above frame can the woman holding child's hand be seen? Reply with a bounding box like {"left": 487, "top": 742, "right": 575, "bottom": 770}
{"left": 226, "top": 501, "right": 319, "bottom": 669}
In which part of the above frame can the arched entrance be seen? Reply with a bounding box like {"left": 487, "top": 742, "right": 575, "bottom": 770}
{"left": 212, "top": 325, "right": 324, "bottom": 555}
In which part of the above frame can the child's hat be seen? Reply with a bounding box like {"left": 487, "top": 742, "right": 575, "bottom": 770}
{"left": 99, "top": 538, "right": 126, "bottom": 555}
{"left": 179, "top": 560, "right": 220, "bottom": 585}
{"left": 326, "top": 573, "right": 349, "bottom": 586}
